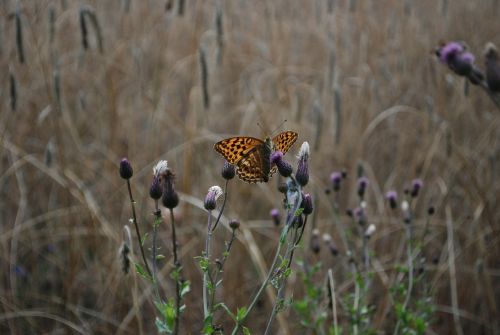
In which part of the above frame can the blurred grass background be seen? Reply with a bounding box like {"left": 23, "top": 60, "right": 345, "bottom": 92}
{"left": 1, "top": 0, "right": 499, "bottom": 334}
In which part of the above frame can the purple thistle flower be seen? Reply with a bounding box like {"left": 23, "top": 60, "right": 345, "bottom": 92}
{"left": 229, "top": 219, "right": 240, "bottom": 230}
{"left": 162, "top": 170, "right": 179, "bottom": 209}
{"left": 295, "top": 142, "right": 310, "bottom": 187}
{"left": 330, "top": 171, "right": 342, "bottom": 192}
{"left": 221, "top": 161, "right": 236, "bottom": 180}
{"left": 149, "top": 175, "right": 162, "bottom": 200}
{"left": 301, "top": 193, "right": 313, "bottom": 215}
{"left": 385, "top": 190, "right": 398, "bottom": 209}
{"left": 204, "top": 186, "right": 223, "bottom": 211}
{"left": 438, "top": 42, "right": 465, "bottom": 63}
{"left": 485, "top": 42, "right": 500, "bottom": 92}
{"left": 437, "top": 41, "right": 485, "bottom": 84}
{"left": 119, "top": 158, "right": 133, "bottom": 180}
{"left": 270, "top": 208, "right": 281, "bottom": 226}
{"left": 357, "top": 176, "right": 369, "bottom": 198}
{"left": 271, "top": 151, "right": 293, "bottom": 177}
{"left": 410, "top": 179, "right": 423, "bottom": 198}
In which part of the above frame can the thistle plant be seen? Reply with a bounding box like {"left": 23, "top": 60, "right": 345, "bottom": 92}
{"left": 119, "top": 159, "right": 189, "bottom": 335}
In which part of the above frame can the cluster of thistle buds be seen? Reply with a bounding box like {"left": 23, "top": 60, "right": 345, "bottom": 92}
{"left": 436, "top": 41, "right": 500, "bottom": 93}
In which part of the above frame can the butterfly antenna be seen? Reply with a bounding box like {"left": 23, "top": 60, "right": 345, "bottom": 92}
{"left": 271, "top": 120, "right": 288, "bottom": 136}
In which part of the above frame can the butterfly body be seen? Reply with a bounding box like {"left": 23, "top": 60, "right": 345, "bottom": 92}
{"left": 214, "top": 131, "right": 298, "bottom": 183}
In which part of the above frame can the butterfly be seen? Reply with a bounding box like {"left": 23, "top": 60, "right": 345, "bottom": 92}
{"left": 214, "top": 131, "right": 298, "bottom": 183}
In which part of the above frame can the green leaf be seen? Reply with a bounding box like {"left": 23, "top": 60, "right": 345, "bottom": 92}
{"left": 141, "top": 232, "right": 149, "bottom": 246}
{"left": 155, "top": 317, "right": 170, "bottom": 333}
{"left": 180, "top": 280, "right": 191, "bottom": 297}
{"left": 242, "top": 326, "right": 251, "bottom": 335}
{"left": 134, "top": 263, "right": 152, "bottom": 281}
{"left": 294, "top": 208, "right": 304, "bottom": 217}
{"left": 156, "top": 254, "right": 166, "bottom": 260}
{"left": 202, "top": 315, "right": 214, "bottom": 335}
{"left": 236, "top": 307, "right": 247, "bottom": 322}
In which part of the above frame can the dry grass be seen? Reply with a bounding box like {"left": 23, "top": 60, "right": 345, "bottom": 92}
{"left": 1, "top": 0, "right": 499, "bottom": 334}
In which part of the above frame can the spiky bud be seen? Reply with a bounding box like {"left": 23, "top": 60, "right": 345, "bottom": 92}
{"left": 229, "top": 219, "right": 240, "bottom": 230}
{"left": 119, "top": 158, "right": 133, "bottom": 179}
{"left": 221, "top": 161, "right": 235, "bottom": 180}
{"left": 295, "top": 142, "right": 310, "bottom": 186}
{"left": 385, "top": 191, "right": 398, "bottom": 209}
{"left": 301, "top": 193, "right": 313, "bottom": 215}
{"left": 357, "top": 176, "right": 369, "bottom": 198}
{"left": 330, "top": 171, "right": 342, "bottom": 192}
{"left": 410, "top": 179, "right": 423, "bottom": 198}
{"left": 149, "top": 175, "right": 162, "bottom": 200}
{"left": 204, "top": 186, "right": 223, "bottom": 211}
{"left": 270, "top": 208, "right": 280, "bottom": 226}
{"left": 162, "top": 170, "right": 179, "bottom": 209}
{"left": 271, "top": 151, "right": 293, "bottom": 177}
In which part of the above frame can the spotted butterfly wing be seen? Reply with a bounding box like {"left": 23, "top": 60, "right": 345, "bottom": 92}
{"left": 269, "top": 131, "right": 299, "bottom": 176}
{"left": 214, "top": 137, "right": 264, "bottom": 164}
{"left": 214, "top": 131, "right": 298, "bottom": 183}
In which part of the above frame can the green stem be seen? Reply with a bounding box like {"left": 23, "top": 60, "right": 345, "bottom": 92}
{"left": 169, "top": 209, "right": 181, "bottom": 335}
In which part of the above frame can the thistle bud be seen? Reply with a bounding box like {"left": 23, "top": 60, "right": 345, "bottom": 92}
{"left": 162, "top": 170, "right": 179, "bottom": 209}
{"left": 410, "top": 179, "right": 423, "bottom": 198}
{"left": 357, "top": 177, "right": 369, "bottom": 198}
{"left": 270, "top": 208, "right": 280, "bottom": 226}
{"left": 322, "top": 233, "right": 338, "bottom": 256}
{"left": 385, "top": 191, "right": 398, "bottom": 209}
{"left": 149, "top": 175, "right": 162, "bottom": 200}
{"left": 301, "top": 193, "right": 313, "bottom": 215}
{"left": 204, "top": 186, "right": 223, "bottom": 211}
{"left": 271, "top": 151, "right": 293, "bottom": 177}
{"left": 295, "top": 142, "right": 310, "bottom": 186}
{"left": 485, "top": 42, "right": 500, "bottom": 92}
{"left": 229, "top": 219, "right": 240, "bottom": 230}
{"left": 364, "top": 224, "right": 376, "bottom": 239}
{"left": 221, "top": 161, "right": 235, "bottom": 180}
{"left": 119, "top": 158, "right": 133, "bottom": 180}
{"left": 330, "top": 171, "right": 342, "bottom": 192}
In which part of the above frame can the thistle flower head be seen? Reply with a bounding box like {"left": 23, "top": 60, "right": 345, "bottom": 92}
{"left": 295, "top": 142, "right": 310, "bottom": 186}
{"left": 204, "top": 185, "right": 223, "bottom": 211}
{"left": 353, "top": 206, "right": 366, "bottom": 225}
{"left": 149, "top": 175, "right": 162, "bottom": 200}
{"left": 357, "top": 176, "right": 369, "bottom": 198}
{"left": 438, "top": 41, "right": 465, "bottom": 63}
{"left": 385, "top": 190, "right": 398, "bottom": 209}
{"left": 229, "top": 219, "right": 240, "bottom": 230}
{"left": 271, "top": 151, "right": 293, "bottom": 177}
{"left": 484, "top": 42, "right": 500, "bottom": 92}
{"left": 270, "top": 208, "right": 281, "bottom": 226}
{"left": 221, "top": 161, "right": 236, "bottom": 180}
{"left": 153, "top": 160, "right": 169, "bottom": 178}
{"left": 162, "top": 170, "right": 179, "bottom": 209}
{"left": 330, "top": 171, "right": 342, "bottom": 191}
{"left": 301, "top": 193, "right": 313, "bottom": 215}
{"left": 310, "top": 228, "right": 320, "bottom": 254}
{"left": 119, "top": 158, "right": 133, "bottom": 180}
{"left": 410, "top": 179, "right": 423, "bottom": 197}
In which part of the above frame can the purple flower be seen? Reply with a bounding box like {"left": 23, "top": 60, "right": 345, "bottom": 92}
{"left": 204, "top": 186, "right": 223, "bottom": 211}
{"left": 437, "top": 41, "right": 485, "bottom": 84}
{"left": 119, "top": 158, "right": 133, "bottom": 180}
{"left": 410, "top": 179, "right": 423, "bottom": 198}
{"left": 357, "top": 176, "right": 369, "bottom": 198}
{"left": 270, "top": 208, "right": 281, "bottom": 226}
{"left": 271, "top": 151, "right": 293, "bottom": 177}
{"left": 330, "top": 172, "right": 342, "bottom": 191}
{"left": 221, "top": 161, "right": 236, "bottom": 180}
{"left": 385, "top": 190, "right": 398, "bottom": 209}
{"left": 485, "top": 42, "right": 500, "bottom": 92}
{"left": 162, "top": 170, "right": 179, "bottom": 209}
{"left": 301, "top": 193, "right": 313, "bottom": 215}
{"left": 438, "top": 42, "right": 465, "bottom": 63}
{"left": 149, "top": 175, "right": 162, "bottom": 200}
{"left": 295, "top": 142, "right": 310, "bottom": 187}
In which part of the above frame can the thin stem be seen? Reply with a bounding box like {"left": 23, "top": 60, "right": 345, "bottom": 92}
{"left": 352, "top": 260, "right": 360, "bottom": 335}
{"left": 169, "top": 208, "right": 181, "bottom": 335}
{"left": 152, "top": 207, "right": 161, "bottom": 299}
{"left": 211, "top": 179, "right": 229, "bottom": 232}
{"left": 328, "top": 269, "right": 339, "bottom": 335}
{"left": 393, "top": 222, "right": 414, "bottom": 335}
{"left": 209, "top": 228, "right": 236, "bottom": 313}
{"left": 203, "top": 211, "right": 213, "bottom": 317}
{"left": 126, "top": 180, "right": 152, "bottom": 277}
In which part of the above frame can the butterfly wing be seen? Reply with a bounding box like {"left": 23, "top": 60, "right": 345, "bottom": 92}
{"left": 235, "top": 147, "right": 270, "bottom": 183}
{"left": 272, "top": 131, "right": 298, "bottom": 154}
{"left": 214, "top": 136, "right": 264, "bottom": 164}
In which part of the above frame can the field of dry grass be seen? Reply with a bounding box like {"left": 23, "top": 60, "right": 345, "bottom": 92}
{"left": 1, "top": 0, "right": 499, "bottom": 334}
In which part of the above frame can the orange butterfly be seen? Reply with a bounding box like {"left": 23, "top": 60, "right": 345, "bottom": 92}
{"left": 214, "top": 131, "right": 298, "bottom": 183}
